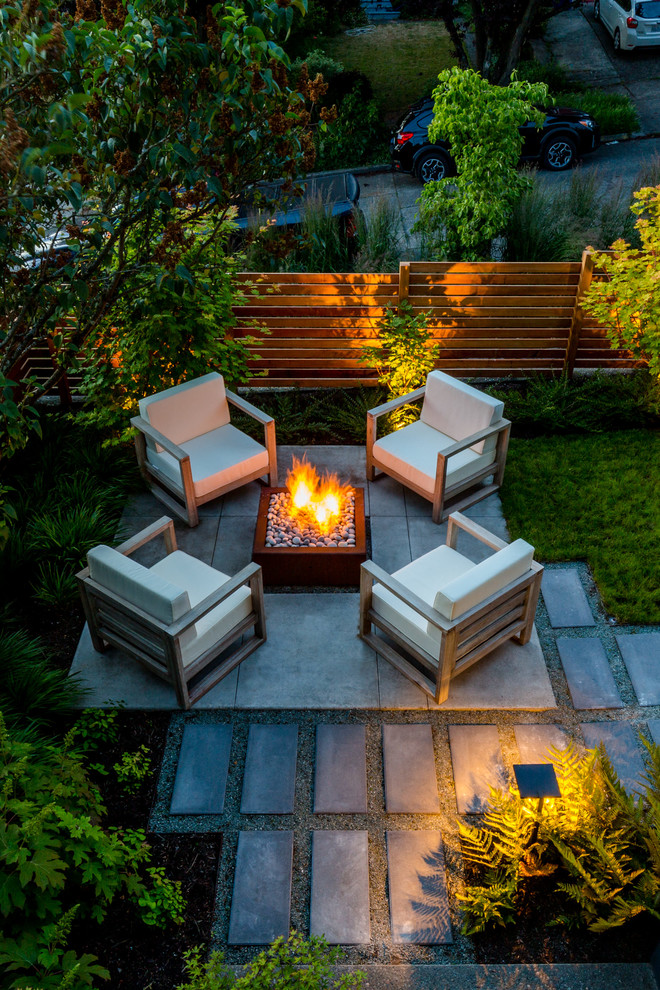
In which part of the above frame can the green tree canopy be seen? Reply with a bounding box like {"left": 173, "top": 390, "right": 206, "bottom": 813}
{"left": 0, "top": 0, "right": 319, "bottom": 452}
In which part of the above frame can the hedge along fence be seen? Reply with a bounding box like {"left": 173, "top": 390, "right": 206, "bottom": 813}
{"left": 22, "top": 252, "right": 635, "bottom": 402}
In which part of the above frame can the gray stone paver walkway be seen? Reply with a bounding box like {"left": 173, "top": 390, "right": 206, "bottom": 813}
{"left": 228, "top": 831, "right": 293, "bottom": 945}
{"left": 382, "top": 724, "right": 440, "bottom": 813}
{"left": 581, "top": 722, "right": 648, "bottom": 796}
{"left": 240, "top": 724, "right": 298, "bottom": 814}
{"left": 557, "top": 637, "right": 623, "bottom": 710}
{"left": 514, "top": 724, "right": 569, "bottom": 764}
{"left": 169, "top": 724, "right": 232, "bottom": 814}
{"left": 448, "top": 724, "right": 506, "bottom": 814}
{"left": 310, "top": 831, "right": 370, "bottom": 944}
{"left": 542, "top": 569, "right": 596, "bottom": 627}
{"left": 314, "top": 724, "right": 367, "bottom": 813}
{"left": 386, "top": 831, "right": 453, "bottom": 945}
{"left": 616, "top": 633, "right": 660, "bottom": 706}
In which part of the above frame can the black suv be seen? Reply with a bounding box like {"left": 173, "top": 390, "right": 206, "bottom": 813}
{"left": 391, "top": 98, "right": 601, "bottom": 183}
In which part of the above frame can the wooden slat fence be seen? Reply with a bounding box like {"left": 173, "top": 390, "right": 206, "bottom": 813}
{"left": 21, "top": 253, "right": 637, "bottom": 399}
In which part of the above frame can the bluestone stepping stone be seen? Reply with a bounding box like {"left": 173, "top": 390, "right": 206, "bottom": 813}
{"left": 228, "top": 831, "right": 293, "bottom": 944}
{"left": 514, "top": 724, "right": 569, "bottom": 764}
{"left": 314, "top": 724, "right": 367, "bottom": 814}
{"left": 581, "top": 723, "right": 646, "bottom": 795}
{"left": 310, "top": 831, "right": 370, "bottom": 944}
{"left": 241, "top": 724, "right": 298, "bottom": 814}
{"left": 557, "top": 638, "right": 623, "bottom": 710}
{"left": 383, "top": 724, "right": 440, "bottom": 813}
{"left": 542, "top": 570, "right": 595, "bottom": 627}
{"left": 386, "top": 831, "right": 452, "bottom": 944}
{"left": 616, "top": 634, "right": 660, "bottom": 706}
{"left": 647, "top": 720, "right": 660, "bottom": 746}
{"left": 170, "top": 724, "right": 232, "bottom": 815}
{"left": 449, "top": 724, "right": 506, "bottom": 814}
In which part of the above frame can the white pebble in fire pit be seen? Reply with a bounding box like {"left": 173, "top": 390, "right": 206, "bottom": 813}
{"left": 264, "top": 491, "right": 357, "bottom": 548}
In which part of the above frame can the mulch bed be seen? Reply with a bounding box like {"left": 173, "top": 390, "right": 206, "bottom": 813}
{"left": 68, "top": 712, "right": 222, "bottom": 990}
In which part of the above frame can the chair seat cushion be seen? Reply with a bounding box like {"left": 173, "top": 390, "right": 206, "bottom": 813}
{"left": 87, "top": 545, "right": 191, "bottom": 625}
{"left": 146, "top": 423, "right": 269, "bottom": 499}
{"left": 433, "top": 538, "right": 534, "bottom": 621}
{"left": 373, "top": 420, "right": 495, "bottom": 498}
{"left": 151, "top": 551, "right": 252, "bottom": 665}
{"left": 371, "top": 544, "right": 473, "bottom": 660}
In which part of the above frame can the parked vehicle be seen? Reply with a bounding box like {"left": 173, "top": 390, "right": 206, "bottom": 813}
{"left": 234, "top": 170, "right": 361, "bottom": 239}
{"left": 391, "top": 98, "right": 601, "bottom": 182}
{"left": 594, "top": 0, "right": 660, "bottom": 51}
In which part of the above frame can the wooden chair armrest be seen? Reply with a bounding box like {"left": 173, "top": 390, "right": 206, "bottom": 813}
{"left": 115, "top": 516, "right": 177, "bottom": 557}
{"left": 168, "top": 562, "right": 262, "bottom": 635}
{"left": 367, "top": 386, "right": 426, "bottom": 422}
{"left": 437, "top": 418, "right": 511, "bottom": 459}
{"left": 226, "top": 389, "right": 274, "bottom": 426}
{"left": 360, "top": 560, "right": 452, "bottom": 632}
{"left": 130, "top": 416, "right": 190, "bottom": 461}
{"left": 446, "top": 512, "right": 508, "bottom": 552}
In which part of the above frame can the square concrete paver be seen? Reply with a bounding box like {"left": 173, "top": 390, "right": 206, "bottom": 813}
{"left": 310, "top": 831, "right": 370, "bottom": 944}
{"left": 234, "top": 594, "right": 380, "bottom": 708}
{"left": 449, "top": 724, "right": 507, "bottom": 814}
{"left": 514, "top": 724, "right": 569, "bottom": 764}
{"left": 542, "top": 570, "right": 595, "bottom": 627}
{"left": 240, "top": 724, "right": 298, "bottom": 814}
{"left": 386, "top": 831, "right": 452, "bottom": 944}
{"left": 228, "top": 831, "right": 293, "bottom": 945}
{"left": 169, "top": 724, "right": 233, "bottom": 814}
{"left": 314, "top": 725, "right": 367, "bottom": 813}
{"left": 581, "top": 723, "right": 647, "bottom": 796}
{"left": 616, "top": 634, "right": 660, "bottom": 706}
{"left": 557, "top": 637, "right": 623, "bottom": 710}
{"left": 382, "top": 724, "right": 440, "bottom": 813}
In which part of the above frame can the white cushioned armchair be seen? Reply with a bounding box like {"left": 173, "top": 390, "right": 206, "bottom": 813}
{"left": 359, "top": 512, "right": 543, "bottom": 704}
{"left": 77, "top": 517, "right": 266, "bottom": 709}
{"left": 132, "top": 372, "right": 278, "bottom": 527}
{"left": 366, "top": 370, "right": 510, "bottom": 523}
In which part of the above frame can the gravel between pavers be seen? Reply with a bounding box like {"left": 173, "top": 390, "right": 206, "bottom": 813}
{"left": 149, "top": 559, "right": 660, "bottom": 969}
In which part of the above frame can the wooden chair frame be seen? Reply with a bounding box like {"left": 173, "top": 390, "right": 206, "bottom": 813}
{"left": 76, "top": 516, "right": 267, "bottom": 709}
{"left": 366, "top": 386, "right": 511, "bottom": 523}
{"left": 359, "top": 513, "right": 543, "bottom": 704}
{"left": 131, "top": 389, "right": 278, "bottom": 527}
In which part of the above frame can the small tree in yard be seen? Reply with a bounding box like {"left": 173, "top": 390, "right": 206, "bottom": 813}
{"left": 0, "top": 0, "right": 322, "bottom": 454}
{"left": 413, "top": 68, "right": 549, "bottom": 261}
{"left": 583, "top": 184, "right": 660, "bottom": 386}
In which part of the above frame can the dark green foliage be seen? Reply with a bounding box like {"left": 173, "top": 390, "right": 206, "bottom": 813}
{"left": 500, "top": 429, "right": 660, "bottom": 623}
{"left": 459, "top": 739, "right": 660, "bottom": 934}
{"left": 0, "top": 629, "right": 85, "bottom": 733}
{"left": 315, "top": 84, "right": 387, "bottom": 171}
{"left": 176, "top": 933, "right": 364, "bottom": 988}
{"left": 0, "top": 712, "right": 185, "bottom": 989}
{"left": 232, "top": 388, "right": 387, "bottom": 446}
{"left": 486, "top": 371, "right": 660, "bottom": 436}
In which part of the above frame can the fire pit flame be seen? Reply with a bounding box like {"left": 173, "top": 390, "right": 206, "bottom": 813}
{"left": 285, "top": 457, "right": 350, "bottom": 534}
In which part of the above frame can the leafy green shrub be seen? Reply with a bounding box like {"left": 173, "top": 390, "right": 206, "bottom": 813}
{"left": 176, "top": 933, "right": 364, "bottom": 989}
{"left": 114, "top": 744, "right": 152, "bottom": 796}
{"left": 0, "top": 629, "right": 85, "bottom": 733}
{"left": 315, "top": 84, "right": 387, "bottom": 171}
{"left": 139, "top": 866, "right": 186, "bottom": 929}
{"left": 554, "top": 89, "right": 639, "bottom": 136}
{"left": 0, "top": 711, "right": 186, "bottom": 989}
{"left": 360, "top": 302, "right": 438, "bottom": 427}
{"left": 459, "top": 738, "right": 660, "bottom": 934}
{"left": 486, "top": 371, "right": 659, "bottom": 436}
{"left": 69, "top": 708, "right": 120, "bottom": 752}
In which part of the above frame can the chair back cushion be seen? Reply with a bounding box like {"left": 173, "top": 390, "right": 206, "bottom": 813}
{"left": 87, "top": 545, "right": 191, "bottom": 625}
{"left": 432, "top": 538, "right": 534, "bottom": 622}
{"left": 420, "top": 370, "right": 504, "bottom": 455}
{"left": 139, "top": 372, "right": 230, "bottom": 447}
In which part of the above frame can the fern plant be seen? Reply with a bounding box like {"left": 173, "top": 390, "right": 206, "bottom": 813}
{"left": 458, "top": 738, "right": 660, "bottom": 934}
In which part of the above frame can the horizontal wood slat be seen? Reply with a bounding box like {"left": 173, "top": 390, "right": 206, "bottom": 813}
{"left": 21, "top": 257, "right": 638, "bottom": 399}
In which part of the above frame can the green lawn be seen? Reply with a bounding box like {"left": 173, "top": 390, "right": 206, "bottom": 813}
{"left": 500, "top": 430, "right": 660, "bottom": 625}
{"left": 319, "top": 22, "right": 455, "bottom": 125}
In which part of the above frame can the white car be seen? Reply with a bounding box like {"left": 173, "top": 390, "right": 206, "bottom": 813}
{"left": 594, "top": 0, "right": 660, "bottom": 51}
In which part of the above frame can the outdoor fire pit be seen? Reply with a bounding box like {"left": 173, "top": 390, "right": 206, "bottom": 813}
{"left": 252, "top": 458, "right": 366, "bottom": 586}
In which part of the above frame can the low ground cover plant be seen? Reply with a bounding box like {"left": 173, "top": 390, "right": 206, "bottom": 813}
{"left": 501, "top": 428, "right": 660, "bottom": 623}
{"left": 0, "top": 711, "right": 185, "bottom": 990}
{"left": 459, "top": 738, "right": 660, "bottom": 934}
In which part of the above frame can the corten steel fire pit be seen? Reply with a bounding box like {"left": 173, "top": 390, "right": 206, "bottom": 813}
{"left": 253, "top": 486, "right": 367, "bottom": 587}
